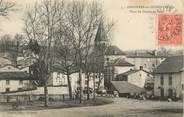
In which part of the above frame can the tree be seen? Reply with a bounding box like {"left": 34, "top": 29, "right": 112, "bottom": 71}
{"left": 0, "top": 0, "right": 15, "bottom": 16}
{"left": 53, "top": 30, "right": 77, "bottom": 100}
{"left": 24, "top": 0, "right": 114, "bottom": 105}
{"left": 62, "top": 1, "right": 114, "bottom": 101}
{"left": 24, "top": 0, "right": 65, "bottom": 107}
{"left": 0, "top": 34, "right": 12, "bottom": 54}
{"left": 62, "top": 1, "right": 104, "bottom": 102}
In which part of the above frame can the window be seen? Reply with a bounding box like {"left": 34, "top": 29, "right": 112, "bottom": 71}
{"left": 160, "top": 75, "right": 164, "bottom": 85}
{"left": 8, "top": 67, "right": 11, "bottom": 69}
{"left": 6, "top": 80, "right": 10, "bottom": 85}
{"left": 18, "top": 88, "right": 22, "bottom": 91}
{"left": 152, "top": 64, "right": 155, "bottom": 67}
{"left": 19, "top": 80, "right": 23, "bottom": 85}
{"left": 5, "top": 88, "right": 10, "bottom": 92}
{"left": 160, "top": 88, "right": 164, "bottom": 97}
{"left": 169, "top": 74, "right": 172, "bottom": 85}
{"left": 106, "top": 58, "right": 109, "bottom": 62}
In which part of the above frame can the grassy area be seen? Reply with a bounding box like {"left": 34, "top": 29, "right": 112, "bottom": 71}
{"left": 0, "top": 97, "right": 113, "bottom": 111}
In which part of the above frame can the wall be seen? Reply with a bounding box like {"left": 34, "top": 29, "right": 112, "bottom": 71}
{"left": 154, "top": 73, "right": 182, "bottom": 98}
{"left": 126, "top": 57, "right": 165, "bottom": 72}
{"left": 0, "top": 80, "right": 31, "bottom": 92}
{"left": 51, "top": 72, "right": 104, "bottom": 93}
{"left": 128, "top": 70, "right": 149, "bottom": 88}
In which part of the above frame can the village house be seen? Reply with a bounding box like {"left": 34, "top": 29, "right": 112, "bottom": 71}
{"left": 112, "top": 58, "right": 134, "bottom": 77}
{"left": 153, "top": 56, "right": 184, "bottom": 99}
{"left": 48, "top": 71, "right": 104, "bottom": 94}
{"left": 0, "top": 64, "right": 35, "bottom": 93}
{"left": 115, "top": 67, "right": 152, "bottom": 88}
{"left": 125, "top": 50, "right": 166, "bottom": 72}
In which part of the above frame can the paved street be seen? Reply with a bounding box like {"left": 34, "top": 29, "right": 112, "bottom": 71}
{"left": 0, "top": 98, "right": 182, "bottom": 117}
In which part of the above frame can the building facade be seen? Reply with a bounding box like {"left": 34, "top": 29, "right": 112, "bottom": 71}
{"left": 154, "top": 56, "right": 183, "bottom": 99}
{"left": 125, "top": 50, "right": 166, "bottom": 72}
{"left": 0, "top": 65, "right": 35, "bottom": 93}
{"left": 49, "top": 71, "right": 104, "bottom": 93}
{"left": 116, "top": 69, "right": 152, "bottom": 88}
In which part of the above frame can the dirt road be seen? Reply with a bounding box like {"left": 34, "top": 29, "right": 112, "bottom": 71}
{"left": 0, "top": 98, "right": 182, "bottom": 117}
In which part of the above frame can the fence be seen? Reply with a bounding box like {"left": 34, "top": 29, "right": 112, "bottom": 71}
{"left": 0, "top": 94, "right": 76, "bottom": 103}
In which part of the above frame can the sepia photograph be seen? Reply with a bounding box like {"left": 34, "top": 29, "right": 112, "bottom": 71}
{"left": 0, "top": 0, "right": 183, "bottom": 117}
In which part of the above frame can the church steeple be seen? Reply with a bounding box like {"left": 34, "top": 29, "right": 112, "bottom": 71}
{"left": 94, "top": 21, "right": 109, "bottom": 48}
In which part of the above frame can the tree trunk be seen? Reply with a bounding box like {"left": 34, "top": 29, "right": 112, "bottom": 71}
{"left": 93, "top": 72, "right": 96, "bottom": 101}
{"left": 87, "top": 73, "right": 90, "bottom": 100}
{"left": 67, "top": 73, "right": 72, "bottom": 100}
{"left": 97, "top": 72, "right": 102, "bottom": 90}
{"left": 44, "top": 80, "right": 49, "bottom": 107}
{"left": 79, "top": 68, "right": 83, "bottom": 103}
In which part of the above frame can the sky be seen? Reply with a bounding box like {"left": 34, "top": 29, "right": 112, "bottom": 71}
{"left": 0, "top": 0, "right": 183, "bottom": 50}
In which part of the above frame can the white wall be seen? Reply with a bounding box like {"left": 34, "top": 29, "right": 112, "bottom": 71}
{"left": 0, "top": 80, "right": 31, "bottom": 92}
{"left": 51, "top": 72, "right": 104, "bottom": 93}
{"left": 128, "top": 70, "right": 149, "bottom": 88}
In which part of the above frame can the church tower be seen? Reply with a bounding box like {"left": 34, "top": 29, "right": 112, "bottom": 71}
{"left": 94, "top": 21, "right": 109, "bottom": 49}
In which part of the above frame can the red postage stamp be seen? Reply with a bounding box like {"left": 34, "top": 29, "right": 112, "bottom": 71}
{"left": 158, "top": 14, "right": 183, "bottom": 45}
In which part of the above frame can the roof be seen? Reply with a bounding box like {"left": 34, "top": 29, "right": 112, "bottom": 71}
{"left": 112, "top": 58, "right": 134, "bottom": 67}
{"left": 0, "top": 72, "right": 33, "bottom": 80}
{"left": 117, "top": 70, "right": 140, "bottom": 76}
{"left": 153, "top": 56, "right": 184, "bottom": 74}
{"left": 111, "top": 81, "right": 143, "bottom": 94}
{"left": 117, "top": 69, "right": 149, "bottom": 77}
{"left": 105, "top": 46, "right": 126, "bottom": 55}
{"left": 125, "top": 50, "right": 167, "bottom": 58}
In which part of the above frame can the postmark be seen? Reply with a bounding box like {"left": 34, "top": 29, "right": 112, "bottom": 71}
{"left": 158, "top": 14, "right": 183, "bottom": 45}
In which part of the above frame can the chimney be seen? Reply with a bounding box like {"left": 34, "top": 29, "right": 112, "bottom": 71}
{"left": 153, "top": 50, "right": 157, "bottom": 56}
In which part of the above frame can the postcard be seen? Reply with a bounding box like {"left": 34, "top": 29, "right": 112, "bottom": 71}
{"left": 0, "top": 0, "right": 183, "bottom": 117}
